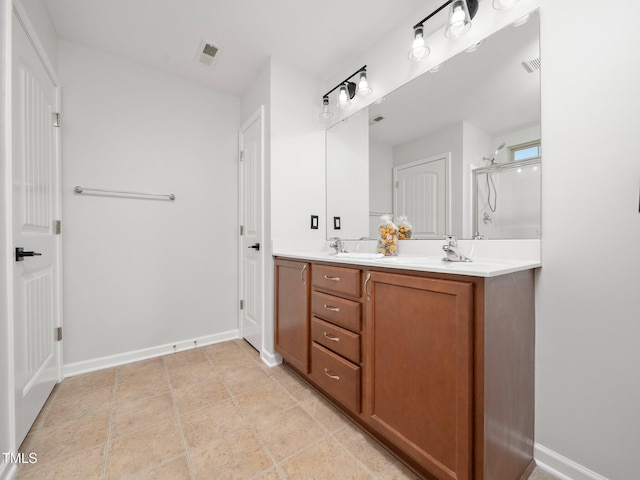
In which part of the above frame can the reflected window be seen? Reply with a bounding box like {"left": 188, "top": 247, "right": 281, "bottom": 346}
{"left": 510, "top": 141, "right": 541, "bottom": 162}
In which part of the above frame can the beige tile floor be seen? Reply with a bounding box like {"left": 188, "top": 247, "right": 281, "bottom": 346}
{"left": 16, "top": 339, "right": 557, "bottom": 480}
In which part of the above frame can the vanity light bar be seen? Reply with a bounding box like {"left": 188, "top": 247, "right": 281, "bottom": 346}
{"left": 319, "top": 66, "right": 370, "bottom": 121}
{"left": 321, "top": 65, "right": 368, "bottom": 101}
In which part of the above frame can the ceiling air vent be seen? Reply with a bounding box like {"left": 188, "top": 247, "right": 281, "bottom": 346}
{"left": 521, "top": 57, "right": 541, "bottom": 73}
{"left": 195, "top": 40, "right": 222, "bottom": 67}
{"left": 369, "top": 115, "right": 385, "bottom": 125}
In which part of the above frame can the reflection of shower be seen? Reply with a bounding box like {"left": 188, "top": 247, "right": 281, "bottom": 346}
{"left": 483, "top": 142, "right": 505, "bottom": 164}
{"left": 482, "top": 143, "right": 506, "bottom": 212}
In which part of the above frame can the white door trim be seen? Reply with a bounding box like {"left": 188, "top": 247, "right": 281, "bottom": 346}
{"left": 238, "top": 106, "right": 265, "bottom": 352}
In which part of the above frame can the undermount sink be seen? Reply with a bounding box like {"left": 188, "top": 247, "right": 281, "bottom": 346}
{"left": 375, "top": 256, "right": 513, "bottom": 268}
{"left": 375, "top": 256, "right": 443, "bottom": 264}
{"left": 335, "top": 252, "right": 385, "bottom": 259}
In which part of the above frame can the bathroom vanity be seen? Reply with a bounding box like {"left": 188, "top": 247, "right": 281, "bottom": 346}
{"left": 274, "top": 253, "right": 537, "bottom": 480}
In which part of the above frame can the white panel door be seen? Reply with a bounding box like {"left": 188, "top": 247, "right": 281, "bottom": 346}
{"left": 13, "top": 13, "right": 61, "bottom": 446}
{"left": 394, "top": 156, "right": 448, "bottom": 239}
{"left": 239, "top": 108, "right": 263, "bottom": 351}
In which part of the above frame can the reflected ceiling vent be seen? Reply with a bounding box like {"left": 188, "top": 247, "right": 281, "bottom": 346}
{"left": 369, "top": 115, "right": 385, "bottom": 125}
{"left": 521, "top": 57, "right": 541, "bottom": 73}
{"left": 194, "top": 40, "right": 222, "bottom": 67}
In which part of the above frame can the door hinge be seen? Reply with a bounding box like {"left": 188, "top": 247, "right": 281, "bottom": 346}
{"left": 53, "top": 112, "right": 61, "bottom": 128}
{"left": 56, "top": 327, "right": 62, "bottom": 342}
{"left": 54, "top": 220, "right": 61, "bottom": 235}
{"left": 240, "top": 150, "right": 244, "bottom": 161}
{"left": 240, "top": 299, "right": 244, "bottom": 310}
{"left": 240, "top": 225, "right": 244, "bottom": 236}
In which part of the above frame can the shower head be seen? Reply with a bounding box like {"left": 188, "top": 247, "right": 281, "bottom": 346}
{"left": 483, "top": 142, "right": 506, "bottom": 164}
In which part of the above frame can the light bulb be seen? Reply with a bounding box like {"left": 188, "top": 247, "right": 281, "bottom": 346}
{"left": 336, "top": 84, "right": 351, "bottom": 109}
{"left": 408, "top": 25, "right": 430, "bottom": 61}
{"left": 445, "top": 0, "right": 472, "bottom": 39}
{"left": 357, "top": 71, "right": 372, "bottom": 97}
{"left": 318, "top": 96, "right": 334, "bottom": 122}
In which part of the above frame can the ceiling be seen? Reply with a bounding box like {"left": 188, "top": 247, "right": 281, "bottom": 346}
{"left": 44, "top": 0, "right": 429, "bottom": 97}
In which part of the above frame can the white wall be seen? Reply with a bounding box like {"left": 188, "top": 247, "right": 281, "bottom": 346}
{"left": 369, "top": 139, "right": 393, "bottom": 236}
{"left": 462, "top": 122, "right": 493, "bottom": 237}
{"left": 535, "top": 1, "right": 640, "bottom": 479}
{"left": 326, "top": 113, "right": 369, "bottom": 239}
{"left": 270, "top": 58, "right": 326, "bottom": 243}
{"left": 59, "top": 40, "right": 240, "bottom": 367}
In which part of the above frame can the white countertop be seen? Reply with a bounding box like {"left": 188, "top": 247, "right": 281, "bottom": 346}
{"left": 273, "top": 250, "right": 540, "bottom": 277}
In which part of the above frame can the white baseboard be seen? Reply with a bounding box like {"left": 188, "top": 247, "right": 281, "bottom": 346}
{"left": 63, "top": 330, "right": 240, "bottom": 377}
{"left": 260, "top": 349, "right": 282, "bottom": 368}
{"left": 535, "top": 444, "right": 609, "bottom": 480}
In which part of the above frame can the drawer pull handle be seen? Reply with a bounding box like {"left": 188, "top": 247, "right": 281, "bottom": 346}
{"left": 324, "top": 275, "right": 341, "bottom": 282}
{"left": 324, "top": 368, "right": 340, "bottom": 381}
{"left": 323, "top": 304, "right": 340, "bottom": 312}
{"left": 323, "top": 332, "right": 340, "bottom": 342}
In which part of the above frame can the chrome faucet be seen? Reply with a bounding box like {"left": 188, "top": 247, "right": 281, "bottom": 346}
{"left": 329, "top": 237, "right": 347, "bottom": 254}
{"left": 442, "top": 235, "right": 472, "bottom": 262}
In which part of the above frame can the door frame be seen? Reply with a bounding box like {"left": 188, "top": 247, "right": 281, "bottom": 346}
{"left": 237, "top": 106, "right": 265, "bottom": 352}
{"left": 2, "top": 2, "right": 63, "bottom": 458}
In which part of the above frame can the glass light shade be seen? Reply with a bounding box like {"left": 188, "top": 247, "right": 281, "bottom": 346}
{"left": 408, "top": 25, "right": 430, "bottom": 61}
{"left": 357, "top": 71, "right": 372, "bottom": 97}
{"left": 513, "top": 13, "right": 531, "bottom": 27}
{"left": 336, "top": 84, "right": 351, "bottom": 109}
{"left": 445, "top": 0, "right": 472, "bottom": 39}
{"left": 318, "top": 97, "right": 334, "bottom": 122}
{"left": 493, "top": 0, "right": 520, "bottom": 9}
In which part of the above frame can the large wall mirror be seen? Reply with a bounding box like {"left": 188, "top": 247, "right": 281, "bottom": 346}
{"left": 326, "top": 11, "right": 540, "bottom": 240}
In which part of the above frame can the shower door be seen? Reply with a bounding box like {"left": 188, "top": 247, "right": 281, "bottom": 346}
{"left": 473, "top": 158, "right": 541, "bottom": 239}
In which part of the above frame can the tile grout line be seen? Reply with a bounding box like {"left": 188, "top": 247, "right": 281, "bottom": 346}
{"left": 164, "top": 355, "right": 197, "bottom": 480}
{"left": 101, "top": 367, "right": 120, "bottom": 480}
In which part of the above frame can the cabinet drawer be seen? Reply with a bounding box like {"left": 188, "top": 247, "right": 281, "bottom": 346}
{"left": 312, "top": 264, "right": 361, "bottom": 297}
{"left": 311, "top": 343, "right": 361, "bottom": 413}
{"left": 312, "top": 291, "right": 361, "bottom": 332}
{"left": 311, "top": 317, "right": 360, "bottom": 364}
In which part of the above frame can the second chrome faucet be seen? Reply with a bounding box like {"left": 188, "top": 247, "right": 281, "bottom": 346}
{"left": 442, "top": 235, "right": 472, "bottom": 262}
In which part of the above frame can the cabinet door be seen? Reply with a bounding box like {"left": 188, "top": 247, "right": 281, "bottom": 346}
{"left": 274, "top": 259, "right": 310, "bottom": 374}
{"left": 364, "top": 271, "right": 473, "bottom": 480}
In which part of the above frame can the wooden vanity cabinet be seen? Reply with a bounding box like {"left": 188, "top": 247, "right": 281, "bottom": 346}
{"left": 273, "top": 257, "right": 535, "bottom": 480}
{"left": 363, "top": 271, "right": 474, "bottom": 480}
{"left": 274, "top": 258, "right": 310, "bottom": 374}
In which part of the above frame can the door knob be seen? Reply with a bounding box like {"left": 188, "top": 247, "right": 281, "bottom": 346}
{"left": 248, "top": 243, "right": 260, "bottom": 251}
{"left": 15, "top": 247, "right": 42, "bottom": 262}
